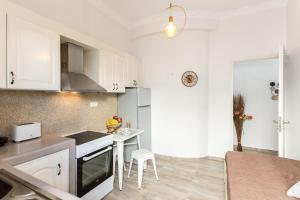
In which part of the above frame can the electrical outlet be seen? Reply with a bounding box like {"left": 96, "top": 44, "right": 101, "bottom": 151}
{"left": 90, "top": 101, "right": 98, "bottom": 108}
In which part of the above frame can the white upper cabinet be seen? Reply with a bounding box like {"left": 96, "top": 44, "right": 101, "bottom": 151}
{"left": 0, "top": 11, "right": 6, "bottom": 89}
{"left": 98, "top": 50, "right": 141, "bottom": 92}
{"left": 15, "top": 149, "right": 69, "bottom": 192}
{"left": 7, "top": 15, "right": 60, "bottom": 91}
{"left": 124, "top": 54, "right": 141, "bottom": 87}
{"left": 100, "top": 50, "right": 115, "bottom": 92}
{"left": 99, "top": 50, "right": 125, "bottom": 93}
{"left": 113, "top": 54, "right": 125, "bottom": 93}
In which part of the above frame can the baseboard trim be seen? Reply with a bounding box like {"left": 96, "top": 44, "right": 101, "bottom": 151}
{"left": 233, "top": 145, "right": 278, "bottom": 155}
{"left": 155, "top": 154, "right": 204, "bottom": 161}
{"left": 204, "top": 156, "right": 225, "bottom": 162}
{"left": 155, "top": 154, "right": 224, "bottom": 162}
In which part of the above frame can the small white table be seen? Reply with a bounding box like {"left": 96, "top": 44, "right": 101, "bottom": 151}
{"left": 113, "top": 129, "right": 144, "bottom": 190}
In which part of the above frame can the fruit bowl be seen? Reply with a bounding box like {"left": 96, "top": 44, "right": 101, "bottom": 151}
{"left": 106, "top": 123, "right": 121, "bottom": 133}
{"left": 106, "top": 116, "right": 122, "bottom": 134}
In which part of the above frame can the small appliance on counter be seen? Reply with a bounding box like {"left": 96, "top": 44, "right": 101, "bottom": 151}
{"left": 12, "top": 122, "right": 41, "bottom": 142}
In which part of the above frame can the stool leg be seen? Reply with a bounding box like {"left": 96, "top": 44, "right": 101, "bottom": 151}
{"left": 113, "top": 152, "right": 117, "bottom": 176}
{"left": 144, "top": 160, "right": 147, "bottom": 170}
{"left": 152, "top": 156, "right": 159, "bottom": 180}
{"left": 138, "top": 160, "right": 144, "bottom": 189}
{"left": 127, "top": 157, "right": 133, "bottom": 178}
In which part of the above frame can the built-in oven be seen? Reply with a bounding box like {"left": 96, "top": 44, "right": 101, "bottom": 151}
{"left": 76, "top": 145, "right": 113, "bottom": 198}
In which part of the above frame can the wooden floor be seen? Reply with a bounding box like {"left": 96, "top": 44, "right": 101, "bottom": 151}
{"left": 104, "top": 157, "right": 225, "bottom": 200}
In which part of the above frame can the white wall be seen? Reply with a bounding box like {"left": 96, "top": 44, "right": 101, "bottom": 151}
{"left": 208, "top": 7, "right": 286, "bottom": 158}
{"left": 0, "top": 0, "right": 288, "bottom": 158}
{"left": 286, "top": 0, "right": 300, "bottom": 160}
{"left": 132, "top": 6, "right": 286, "bottom": 158}
{"left": 6, "top": 0, "right": 130, "bottom": 51}
{"left": 133, "top": 31, "right": 209, "bottom": 158}
{"left": 233, "top": 59, "right": 278, "bottom": 151}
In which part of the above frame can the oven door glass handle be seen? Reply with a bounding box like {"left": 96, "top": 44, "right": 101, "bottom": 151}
{"left": 82, "top": 146, "right": 113, "bottom": 162}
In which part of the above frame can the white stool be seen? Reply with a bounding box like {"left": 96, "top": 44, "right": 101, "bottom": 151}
{"left": 127, "top": 149, "right": 159, "bottom": 189}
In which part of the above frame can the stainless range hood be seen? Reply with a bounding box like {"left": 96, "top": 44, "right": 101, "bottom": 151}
{"left": 61, "top": 43, "right": 106, "bottom": 92}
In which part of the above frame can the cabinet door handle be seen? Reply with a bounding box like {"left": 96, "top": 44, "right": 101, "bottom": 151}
{"left": 113, "top": 83, "right": 116, "bottom": 90}
{"left": 116, "top": 83, "right": 119, "bottom": 90}
{"left": 10, "top": 72, "right": 15, "bottom": 85}
{"left": 57, "top": 163, "right": 61, "bottom": 176}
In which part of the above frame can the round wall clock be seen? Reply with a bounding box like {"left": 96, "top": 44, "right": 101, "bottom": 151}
{"left": 181, "top": 71, "right": 198, "bottom": 87}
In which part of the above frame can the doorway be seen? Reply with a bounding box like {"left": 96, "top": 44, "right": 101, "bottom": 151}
{"left": 233, "top": 58, "right": 279, "bottom": 155}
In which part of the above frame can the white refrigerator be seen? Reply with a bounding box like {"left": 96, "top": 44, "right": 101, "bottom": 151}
{"left": 117, "top": 88, "right": 151, "bottom": 162}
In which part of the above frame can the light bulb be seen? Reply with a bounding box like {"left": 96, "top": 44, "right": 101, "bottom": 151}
{"left": 165, "top": 16, "right": 177, "bottom": 38}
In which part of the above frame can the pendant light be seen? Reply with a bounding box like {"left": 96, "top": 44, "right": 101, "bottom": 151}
{"left": 164, "top": 2, "right": 187, "bottom": 38}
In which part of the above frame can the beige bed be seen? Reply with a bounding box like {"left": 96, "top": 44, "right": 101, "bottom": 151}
{"left": 225, "top": 151, "right": 300, "bottom": 200}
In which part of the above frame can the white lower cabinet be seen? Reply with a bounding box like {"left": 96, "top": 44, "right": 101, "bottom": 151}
{"left": 15, "top": 149, "right": 69, "bottom": 192}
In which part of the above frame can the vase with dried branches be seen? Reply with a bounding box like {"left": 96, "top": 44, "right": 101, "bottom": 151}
{"left": 233, "top": 94, "right": 253, "bottom": 152}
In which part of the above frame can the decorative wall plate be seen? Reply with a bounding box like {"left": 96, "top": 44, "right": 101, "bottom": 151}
{"left": 181, "top": 71, "right": 198, "bottom": 87}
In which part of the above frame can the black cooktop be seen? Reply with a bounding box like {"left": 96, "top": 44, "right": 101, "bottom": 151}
{"left": 66, "top": 131, "right": 108, "bottom": 145}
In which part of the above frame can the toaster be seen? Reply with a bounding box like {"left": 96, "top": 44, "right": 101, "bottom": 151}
{"left": 12, "top": 122, "right": 41, "bottom": 142}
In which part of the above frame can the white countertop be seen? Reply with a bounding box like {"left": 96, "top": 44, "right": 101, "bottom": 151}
{"left": 0, "top": 135, "right": 72, "bottom": 163}
{"left": 113, "top": 128, "right": 144, "bottom": 142}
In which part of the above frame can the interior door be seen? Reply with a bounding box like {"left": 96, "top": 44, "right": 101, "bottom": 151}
{"left": 278, "top": 45, "right": 288, "bottom": 157}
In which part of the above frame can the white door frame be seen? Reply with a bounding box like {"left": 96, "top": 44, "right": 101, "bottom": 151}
{"left": 231, "top": 49, "right": 284, "bottom": 154}
{"left": 277, "top": 45, "right": 288, "bottom": 157}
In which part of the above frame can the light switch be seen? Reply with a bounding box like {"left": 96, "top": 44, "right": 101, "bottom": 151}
{"left": 90, "top": 101, "right": 98, "bottom": 108}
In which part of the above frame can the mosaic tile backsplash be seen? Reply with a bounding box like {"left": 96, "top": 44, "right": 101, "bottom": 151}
{"left": 0, "top": 91, "right": 117, "bottom": 137}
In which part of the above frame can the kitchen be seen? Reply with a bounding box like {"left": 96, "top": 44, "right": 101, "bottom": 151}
{"left": 1, "top": 0, "right": 293, "bottom": 199}
{"left": 0, "top": 0, "right": 154, "bottom": 199}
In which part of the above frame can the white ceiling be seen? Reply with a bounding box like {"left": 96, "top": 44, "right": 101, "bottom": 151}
{"left": 96, "top": 0, "right": 280, "bottom": 23}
